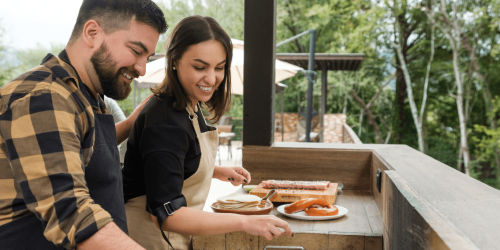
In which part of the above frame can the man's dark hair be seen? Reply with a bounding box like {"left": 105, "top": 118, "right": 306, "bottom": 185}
{"left": 69, "top": 0, "right": 167, "bottom": 43}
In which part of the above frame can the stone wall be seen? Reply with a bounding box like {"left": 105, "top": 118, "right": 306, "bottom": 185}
{"left": 323, "top": 114, "right": 346, "bottom": 143}
{"left": 274, "top": 113, "right": 346, "bottom": 143}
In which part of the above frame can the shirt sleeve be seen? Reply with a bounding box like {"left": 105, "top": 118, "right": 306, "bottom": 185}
{"left": 104, "top": 97, "right": 126, "bottom": 124}
{"left": 140, "top": 125, "right": 194, "bottom": 217}
{"left": 2, "top": 88, "right": 113, "bottom": 249}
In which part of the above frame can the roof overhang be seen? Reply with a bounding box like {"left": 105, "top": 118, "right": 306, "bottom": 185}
{"left": 275, "top": 53, "right": 364, "bottom": 71}
{"left": 149, "top": 53, "right": 365, "bottom": 71}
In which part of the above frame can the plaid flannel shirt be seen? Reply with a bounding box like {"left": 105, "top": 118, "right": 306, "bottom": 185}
{"left": 0, "top": 51, "right": 113, "bottom": 249}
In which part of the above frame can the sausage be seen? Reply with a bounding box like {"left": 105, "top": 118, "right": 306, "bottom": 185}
{"left": 284, "top": 198, "right": 330, "bottom": 214}
{"left": 304, "top": 205, "right": 339, "bottom": 216}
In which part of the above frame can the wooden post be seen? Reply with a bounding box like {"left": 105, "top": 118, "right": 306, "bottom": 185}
{"left": 242, "top": 0, "right": 277, "bottom": 146}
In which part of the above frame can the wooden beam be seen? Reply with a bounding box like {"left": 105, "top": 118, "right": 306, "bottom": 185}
{"left": 242, "top": 0, "right": 276, "bottom": 146}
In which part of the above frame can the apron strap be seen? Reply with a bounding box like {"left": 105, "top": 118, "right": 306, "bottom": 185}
{"left": 186, "top": 103, "right": 203, "bottom": 135}
{"left": 161, "top": 230, "right": 174, "bottom": 250}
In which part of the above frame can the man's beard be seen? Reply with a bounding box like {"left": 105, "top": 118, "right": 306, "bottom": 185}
{"left": 90, "top": 42, "right": 134, "bottom": 100}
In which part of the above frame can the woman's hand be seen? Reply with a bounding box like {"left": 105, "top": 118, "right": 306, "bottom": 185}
{"left": 213, "top": 166, "right": 251, "bottom": 186}
{"left": 240, "top": 215, "right": 292, "bottom": 240}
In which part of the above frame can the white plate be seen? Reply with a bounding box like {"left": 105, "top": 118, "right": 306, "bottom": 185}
{"left": 277, "top": 204, "right": 348, "bottom": 221}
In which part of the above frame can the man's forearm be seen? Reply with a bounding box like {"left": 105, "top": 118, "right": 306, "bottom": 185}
{"left": 78, "top": 222, "right": 144, "bottom": 250}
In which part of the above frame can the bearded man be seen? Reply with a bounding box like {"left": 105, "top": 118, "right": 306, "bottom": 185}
{"left": 0, "top": 0, "right": 167, "bottom": 249}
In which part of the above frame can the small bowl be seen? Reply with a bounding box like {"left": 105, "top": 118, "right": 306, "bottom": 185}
{"left": 211, "top": 200, "right": 274, "bottom": 215}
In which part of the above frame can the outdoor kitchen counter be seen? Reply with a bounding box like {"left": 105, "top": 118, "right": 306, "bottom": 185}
{"left": 193, "top": 179, "right": 383, "bottom": 250}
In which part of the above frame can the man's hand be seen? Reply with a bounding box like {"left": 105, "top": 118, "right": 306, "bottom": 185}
{"left": 213, "top": 166, "right": 251, "bottom": 186}
{"left": 115, "top": 94, "right": 153, "bottom": 144}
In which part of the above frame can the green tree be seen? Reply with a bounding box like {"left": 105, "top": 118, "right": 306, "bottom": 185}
{"left": 156, "top": 0, "right": 244, "bottom": 53}
{"left": 461, "top": 0, "right": 500, "bottom": 177}
{"left": 472, "top": 97, "right": 500, "bottom": 188}
{"left": 11, "top": 43, "right": 65, "bottom": 77}
{"left": 0, "top": 21, "right": 14, "bottom": 88}
{"left": 275, "top": 0, "right": 392, "bottom": 143}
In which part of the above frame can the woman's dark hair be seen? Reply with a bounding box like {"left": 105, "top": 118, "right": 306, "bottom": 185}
{"left": 69, "top": 0, "right": 167, "bottom": 43}
{"left": 152, "top": 15, "right": 232, "bottom": 123}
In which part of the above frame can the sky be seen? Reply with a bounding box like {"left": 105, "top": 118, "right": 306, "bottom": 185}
{"left": 0, "top": 0, "right": 83, "bottom": 50}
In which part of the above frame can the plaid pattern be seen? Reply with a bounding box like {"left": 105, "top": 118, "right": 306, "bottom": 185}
{"left": 0, "top": 51, "right": 113, "bottom": 249}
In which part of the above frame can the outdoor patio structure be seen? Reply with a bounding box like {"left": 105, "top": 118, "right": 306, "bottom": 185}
{"left": 276, "top": 53, "right": 364, "bottom": 142}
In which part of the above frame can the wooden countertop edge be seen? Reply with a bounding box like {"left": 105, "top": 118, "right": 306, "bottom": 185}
{"left": 386, "top": 170, "right": 477, "bottom": 250}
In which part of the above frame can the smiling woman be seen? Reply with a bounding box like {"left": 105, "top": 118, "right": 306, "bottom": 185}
{"left": 176, "top": 40, "right": 227, "bottom": 108}
{"left": 151, "top": 15, "right": 232, "bottom": 123}
{"left": 122, "top": 15, "right": 292, "bottom": 250}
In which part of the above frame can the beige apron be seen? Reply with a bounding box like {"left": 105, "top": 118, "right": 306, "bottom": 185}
{"left": 125, "top": 104, "right": 218, "bottom": 250}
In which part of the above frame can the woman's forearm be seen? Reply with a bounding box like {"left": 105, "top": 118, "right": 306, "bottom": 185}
{"left": 155, "top": 207, "right": 244, "bottom": 235}
{"left": 212, "top": 165, "right": 221, "bottom": 179}
{"left": 151, "top": 206, "right": 292, "bottom": 240}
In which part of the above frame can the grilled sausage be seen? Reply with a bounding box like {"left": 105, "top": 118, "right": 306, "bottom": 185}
{"left": 304, "top": 205, "right": 339, "bottom": 216}
{"left": 284, "top": 198, "right": 330, "bottom": 214}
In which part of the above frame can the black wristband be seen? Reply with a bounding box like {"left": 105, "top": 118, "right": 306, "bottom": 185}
{"left": 149, "top": 196, "right": 187, "bottom": 227}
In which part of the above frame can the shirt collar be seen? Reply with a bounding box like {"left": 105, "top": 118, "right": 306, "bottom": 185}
{"left": 47, "top": 50, "right": 105, "bottom": 112}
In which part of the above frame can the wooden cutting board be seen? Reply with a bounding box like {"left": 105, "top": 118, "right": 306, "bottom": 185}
{"left": 249, "top": 183, "right": 338, "bottom": 204}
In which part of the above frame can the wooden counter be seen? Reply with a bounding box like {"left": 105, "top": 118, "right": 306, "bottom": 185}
{"left": 194, "top": 180, "right": 382, "bottom": 250}
{"left": 192, "top": 142, "right": 500, "bottom": 249}
{"left": 237, "top": 142, "right": 500, "bottom": 250}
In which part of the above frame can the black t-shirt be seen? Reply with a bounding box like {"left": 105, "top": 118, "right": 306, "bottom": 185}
{"left": 122, "top": 96, "right": 207, "bottom": 211}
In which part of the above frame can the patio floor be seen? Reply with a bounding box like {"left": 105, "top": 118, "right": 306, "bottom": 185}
{"left": 216, "top": 140, "right": 242, "bottom": 167}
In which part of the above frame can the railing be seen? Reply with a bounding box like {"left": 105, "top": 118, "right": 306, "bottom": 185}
{"left": 342, "top": 123, "right": 362, "bottom": 144}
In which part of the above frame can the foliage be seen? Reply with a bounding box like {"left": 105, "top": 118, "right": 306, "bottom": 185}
{"left": 275, "top": 0, "right": 392, "bottom": 144}
{"left": 155, "top": 0, "right": 244, "bottom": 53}
{"left": 0, "top": 27, "right": 65, "bottom": 88}
{"left": 277, "top": 0, "right": 385, "bottom": 54}
{"left": 471, "top": 97, "right": 500, "bottom": 188}
{"left": 11, "top": 43, "right": 65, "bottom": 77}
{"left": 0, "top": 21, "right": 14, "bottom": 88}
{"left": 225, "top": 95, "right": 243, "bottom": 118}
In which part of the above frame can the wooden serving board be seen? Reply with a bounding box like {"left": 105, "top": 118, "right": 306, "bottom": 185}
{"left": 249, "top": 183, "right": 338, "bottom": 204}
